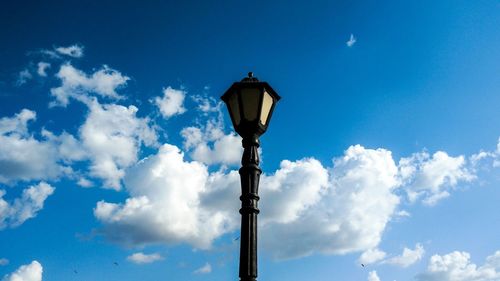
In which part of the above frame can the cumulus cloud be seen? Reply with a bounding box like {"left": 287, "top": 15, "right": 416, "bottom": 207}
{"left": 261, "top": 145, "right": 400, "bottom": 259}
{"left": 181, "top": 118, "right": 242, "bottom": 166}
{"left": 94, "top": 144, "right": 236, "bottom": 248}
{"left": 384, "top": 243, "right": 425, "bottom": 267}
{"left": 93, "top": 137, "right": 479, "bottom": 260}
{"left": 41, "top": 130, "right": 87, "bottom": 163}
{"left": 154, "top": 87, "right": 187, "bottom": 118}
{"left": 36, "top": 62, "right": 50, "bottom": 77}
{"left": 80, "top": 100, "right": 157, "bottom": 189}
{"left": 2, "top": 260, "right": 42, "bottom": 281}
{"left": 127, "top": 252, "right": 164, "bottom": 264}
{"left": 368, "top": 271, "right": 381, "bottom": 281}
{"left": 0, "top": 109, "right": 71, "bottom": 183}
{"left": 193, "top": 263, "right": 212, "bottom": 274}
{"left": 0, "top": 98, "right": 155, "bottom": 190}
{"left": 0, "top": 101, "right": 156, "bottom": 189}
{"left": 55, "top": 44, "right": 84, "bottom": 58}
{"left": 417, "top": 250, "right": 500, "bottom": 281}
{"left": 50, "top": 63, "right": 129, "bottom": 107}
{"left": 0, "top": 182, "right": 55, "bottom": 229}
{"left": 94, "top": 144, "right": 403, "bottom": 259}
{"left": 360, "top": 248, "right": 387, "bottom": 265}
{"left": 400, "top": 151, "right": 474, "bottom": 205}
{"left": 260, "top": 158, "right": 329, "bottom": 225}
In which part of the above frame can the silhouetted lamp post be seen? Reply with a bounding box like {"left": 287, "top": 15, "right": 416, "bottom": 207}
{"left": 221, "top": 72, "right": 280, "bottom": 281}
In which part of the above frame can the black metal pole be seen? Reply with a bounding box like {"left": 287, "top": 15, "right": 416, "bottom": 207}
{"left": 238, "top": 135, "right": 261, "bottom": 281}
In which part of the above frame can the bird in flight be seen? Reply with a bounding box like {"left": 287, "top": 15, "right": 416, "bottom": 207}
{"left": 113, "top": 262, "right": 119, "bottom": 266}
{"left": 361, "top": 264, "right": 365, "bottom": 267}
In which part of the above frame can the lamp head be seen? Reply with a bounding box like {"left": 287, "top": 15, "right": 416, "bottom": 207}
{"left": 221, "top": 73, "right": 280, "bottom": 138}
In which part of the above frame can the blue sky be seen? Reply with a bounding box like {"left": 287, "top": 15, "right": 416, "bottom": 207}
{"left": 0, "top": 1, "right": 500, "bottom": 281}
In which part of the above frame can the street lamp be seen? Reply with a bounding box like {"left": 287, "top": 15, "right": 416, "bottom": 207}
{"left": 221, "top": 72, "right": 280, "bottom": 281}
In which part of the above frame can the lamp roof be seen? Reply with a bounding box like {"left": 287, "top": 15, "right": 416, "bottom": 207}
{"left": 221, "top": 72, "right": 281, "bottom": 102}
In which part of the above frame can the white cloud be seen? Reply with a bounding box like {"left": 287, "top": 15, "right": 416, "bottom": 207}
{"left": 16, "top": 69, "right": 32, "bottom": 86}
{"left": 0, "top": 109, "right": 71, "bottom": 183}
{"left": 347, "top": 33, "right": 357, "bottom": 47}
{"left": 94, "top": 144, "right": 236, "bottom": 248}
{"left": 127, "top": 252, "right": 164, "bottom": 264}
{"left": 95, "top": 144, "right": 402, "bottom": 260}
{"left": 80, "top": 100, "right": 157, "bottom": 190}
{"left": 385, "top": 243, "right": 425, "bottom": 267}
{"left": 417, "top": 250, "right": 500, "bottom": 281}
{"left": 0, "top": 182, "right": 55, "bottom": 229}
{"left": 368, "top": 271, "right": 381, "bottom": 281}
{"left": 0, "top": 102, "right": 155, "bottom": 190}
{"left": 491, "top": 137, "right": 500, "bottom": 167}
{"left": 360, "top": 248, "right": 387, "bottom": 265}
{"left": 192, "top": 95, "right": 221, "bottom": 114}
{"left": 38, "top": 49, "right": 60, "bottom": 59}
{"left": 77, "top": 177, "right": 93, "bottom": 188}
{"left": 0, "top": 258, "right": 8, "bottom": 266}
{"left": 400, "top": 151, "right": 474, "bottom": 205}
{"left": 181, "top": 118, "right": 242, "bottom": 166}
{"left": 36, "top": 44, "right": 83, "bottom": 59}
{"left": 193, "top": 263, "right": 212, "bottom": 274}
{"left": 154, "top": 87, "right": 186, "bottom": 118}
{"left": 2, "top": 260, "right": 42, "bottom": 281}
{"left": 395, "top": 210, "right": 411, "bottom": 217}
{"left": 0, "top": 109, "right": 36, "bottom": 136}
{"left": 55, "top": 44, "right": 84, "bottom": 58}
{"left": 41, "top": 130, "right": 87, "bottom": 162}
{"left": 36, "top": 62, "right": 50, "bottom": 77}
{"left": 0, "top": 102, "right": 155, "bottom": 189}
{"left": 470, "top": 151, "right": 492, "bottom": 168}
{"left": 261, "top": 145, "right": 400, "bottom": 259}
{"left": 50, "top": 63, "right": 129, "bottom": 107}
{"left": 260, "top": 158, "right": 329, "bottom": 225}
{"left": 92, "top": 139, "right": 476, "bottom": 260}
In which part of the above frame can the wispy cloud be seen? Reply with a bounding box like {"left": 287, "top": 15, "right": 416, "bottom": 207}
{"left": 193, "top": 262, "right": 212, "bottom": 274}
{"left": 346, "top": 33, "right": 357, "bottom": 47}
{"left": 33, "top": 44, "right": 85, "bottom": 59}
{"left": 16, "top": 69, "right": 32, "bottom": 86}
{"left": 55, "top": 44, "right": 84, "bottom": 58}
{"left": 384, "top": 243, "right": 425, "bottom": 267}
{"left": 127, "top": 252, "right": 164, "bottom": 264}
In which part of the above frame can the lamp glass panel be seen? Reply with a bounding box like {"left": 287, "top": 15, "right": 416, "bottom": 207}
{"left": 228, "top": 92, "right": 241, "bottom": 126}
{"left": 240, "top": 88, "right": 260, "bottom": 121}
{"left": 260, "top": 90, "right": 274, "bottom": 125}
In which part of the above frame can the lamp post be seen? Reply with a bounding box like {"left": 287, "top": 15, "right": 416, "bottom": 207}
{"left": 221, "top": 72, "right": 280, "bottom": 281}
